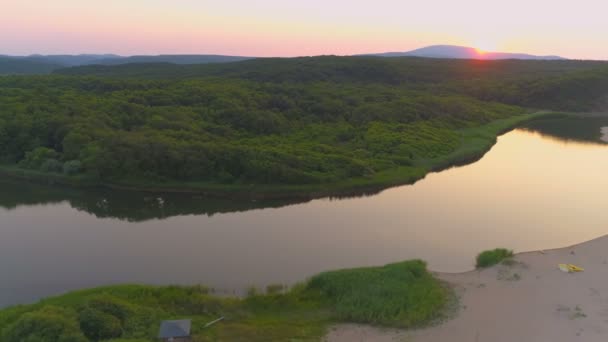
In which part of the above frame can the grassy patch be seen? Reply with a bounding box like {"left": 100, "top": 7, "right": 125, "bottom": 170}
{"left": 476, "top": 248, "right": 514, "bottom": 268}
{"left": 307, "top": 260, "right": 448, "bottom": 328}
{"left": 0, "top": 260, "right": 449, "bottom": 341}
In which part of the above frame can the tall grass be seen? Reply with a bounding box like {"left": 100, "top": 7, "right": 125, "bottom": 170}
{"left": 476, "top": 248, "right": 514, "bottom": 268}
{"left": 306, "top": 260, "right": 448, "bottom": 327}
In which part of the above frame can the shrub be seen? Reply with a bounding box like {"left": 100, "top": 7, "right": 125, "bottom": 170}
{"left": 246, "top": 286, "right": 260, "bottom": 298}
{"left": 2, "top": 306, "right": 87, "bottom": 342}
{"left": 266, "top": 284, "right": 286, "bottom": 295}
{"left": 181, "top": 294, "right": 225, "bottom": 315}
{"left": 476, "top": 248, "right": 514, "bottom": 268}
{"left": 86, "top": 295, "right": 131, "bottom": 323}
{"left": 41, "top": 158, "right": 63, "bottom": 173}
{"left": 19, "top": 147, "right": 59, "bottom": 170}
{"left": 63, "top": 160, "right": 83, "bottom": 175}
{"left": 78, "top": 307, "right": 123, "bottom": 340}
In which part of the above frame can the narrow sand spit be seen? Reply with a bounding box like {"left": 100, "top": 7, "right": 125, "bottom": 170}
{"left": 326, "top": 235, "right": 608, "bottom": 342}
{"left": 601, "top": 127, "right": 608, "bottom": 142}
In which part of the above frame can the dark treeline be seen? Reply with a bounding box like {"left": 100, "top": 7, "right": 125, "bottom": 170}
{"left": 56, "top": 56, "right": 607, "bottom": 83}
{"left": 0, "top": 179, "right": 302, "bottom": 222}
{"left": 1, "top": 57, "right": 607, "bottom": 188}
{"left": 57, "top": 57, "right": 608, "bottom": 111}
{"left": 520, "top": 115, "right": 608, "bottom": 144}
{"left": 0, "top": 56, "right": 62, "bottom": 75}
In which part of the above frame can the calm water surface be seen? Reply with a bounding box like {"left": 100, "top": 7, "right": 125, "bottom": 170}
{"left": 1, "top": 119, "right": 608, "bottom": 308}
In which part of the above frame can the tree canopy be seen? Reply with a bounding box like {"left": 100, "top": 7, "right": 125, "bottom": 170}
{"left": 1, "top": 57, "right": 607, "bottom": 189}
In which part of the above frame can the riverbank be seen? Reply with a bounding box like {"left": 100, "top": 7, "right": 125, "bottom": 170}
{"left": 0, "top": 260, "right": 450, "bottom": 341}
{"left": 0, "top": 112, "right": 553, "bottom": 200}
{"left": 4, "top": 235, "right": 608, "bottom": 341}
{"left": 327, "top": 234, "right": 608, "bottom": 342}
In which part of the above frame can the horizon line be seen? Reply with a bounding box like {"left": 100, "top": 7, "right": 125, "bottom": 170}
{"left": 0, "top": 44, "right": 589, "bottom": 60}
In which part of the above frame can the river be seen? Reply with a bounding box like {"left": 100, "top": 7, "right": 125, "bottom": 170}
{"left": 1, "top": 116, "right": 607, "bottom": 308}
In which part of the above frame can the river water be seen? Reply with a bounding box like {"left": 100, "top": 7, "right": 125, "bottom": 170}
{"left": 1, "top": 117, "right": 607, "bottom": 308}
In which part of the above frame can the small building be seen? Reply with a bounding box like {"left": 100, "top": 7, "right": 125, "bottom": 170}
{"left": 158, "top": 319, "right": 192, "bottom": 342}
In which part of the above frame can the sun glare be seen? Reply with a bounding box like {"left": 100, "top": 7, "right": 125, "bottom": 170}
{"left": 473, "top": 40, "right": 498, "bottom": 54}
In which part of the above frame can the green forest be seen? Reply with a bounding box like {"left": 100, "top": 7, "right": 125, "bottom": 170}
{"left": 1, "top": 57, "right": 607, "bottom": 195}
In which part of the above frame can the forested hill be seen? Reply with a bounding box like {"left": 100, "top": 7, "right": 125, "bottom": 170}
{"left": 0, "top": 56, "right": 63, "bottom": 75}
{"left": 368, "top": 45, "right": 566, "bottom": 60}
{"left": 1, "top": 57, "right": 608, "bottom": 196}
{"left": 55, "top": 57, "right": 608, "bottom": 110}
{"left": 0, "top": 54, "right": 253, "bottom": 75}
{"left": 56, "top": 56, "right": 606, "bottom": 82}
{"left": 93, "top": 54, "right": 252, "bottom": 65}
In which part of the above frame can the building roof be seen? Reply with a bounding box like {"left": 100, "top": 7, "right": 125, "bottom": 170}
{"left": 158, "top": 319, "right": 192, "bottom": 338}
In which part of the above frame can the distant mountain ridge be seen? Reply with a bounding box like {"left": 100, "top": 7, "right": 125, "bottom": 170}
{"left": 0, "top": 45, "right": 569, "bottom": 75}
{"left": 0, "top": 56, "right": 62, "bottom": 75}
{"left": 23, "top": 54, "right": 122, "bottom": 66}
{"left": 0, "top": 54, "right": 254, "bottom": 75}
{"left": 95, "top": 55, "right": 252, "bottom": 65}
{"left": 371, "top": 45, "right": 566, "bottom": 60}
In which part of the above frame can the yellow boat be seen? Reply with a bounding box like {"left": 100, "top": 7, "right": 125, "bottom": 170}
{"left": 567, "top": 264, "right": 584, "bottom": 272}
{"left": 558, "top": 264, "right": 584, "bottom": 273}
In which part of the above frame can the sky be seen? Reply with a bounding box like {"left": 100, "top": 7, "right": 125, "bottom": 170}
{"left": 2, "top": 0, "right": 607, "bottom": 59}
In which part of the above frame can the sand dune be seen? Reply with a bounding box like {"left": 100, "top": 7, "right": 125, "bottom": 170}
{"left": 326, "top": 235, "right": 608, "bottom": 342}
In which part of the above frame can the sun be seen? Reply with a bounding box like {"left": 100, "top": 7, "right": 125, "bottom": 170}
{"left": 473, "top": 40, "right": 498, "bottom": 53}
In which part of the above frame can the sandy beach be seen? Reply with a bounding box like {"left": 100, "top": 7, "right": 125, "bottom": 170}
{"left": 326, "top": 235, "right": 608, "bottom": 342}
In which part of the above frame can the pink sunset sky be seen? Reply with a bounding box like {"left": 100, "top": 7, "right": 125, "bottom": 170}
{"left": 2, "top": 0, "right": 607, "bottom": 59}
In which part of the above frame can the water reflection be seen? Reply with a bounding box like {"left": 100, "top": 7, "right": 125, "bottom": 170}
{"left": 1, "top": 118, "right": 607, "bottom": 308}
{"left": 520, "top": 115, "right": 608, "bottom": 145}
{"left": 0, "top": 181, "right": 307, "bottom": 222}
